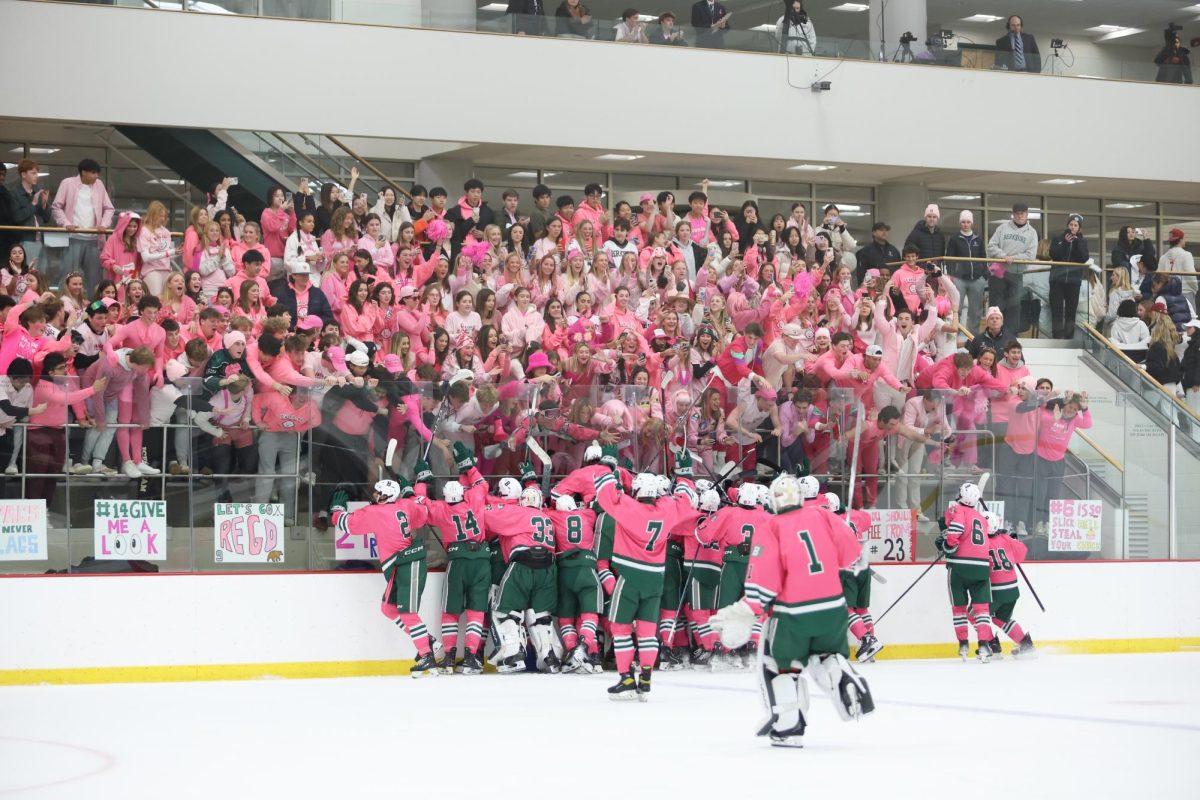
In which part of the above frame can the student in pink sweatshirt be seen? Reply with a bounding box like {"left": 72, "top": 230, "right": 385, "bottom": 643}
{"left": 100, "top": 212, "right": 142, "bottom": 287}
{"left": 136, "top": 201, "right": 175, "bottom": 296}
{"left": 260, "top": 184, "right": 297, "bottom": 280}
{"left": 1032, "top": 391, "right": 1092, "bottom": 533}
{"left": 27, "top": 353, "right": 105, "bottom": 500}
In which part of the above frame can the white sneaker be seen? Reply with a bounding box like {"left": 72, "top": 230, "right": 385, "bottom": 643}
{"left": 135, "top": 462, "right": 161, "bottom": 476}
{"left": 3, "top": 465, "right": 16, "bottom": 476}
{"left": 122, "top": 461, "right": 142, "bottom": 479}
{"left": 70, "top": 463, "right": 93, "bottom": 475}
{"left": 94, "top": 463, "right": 118, "bottom": 476}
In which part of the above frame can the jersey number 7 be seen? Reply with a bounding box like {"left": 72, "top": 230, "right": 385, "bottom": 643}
{"left": 645, "top": 520, "right": 664, "bottom": 552}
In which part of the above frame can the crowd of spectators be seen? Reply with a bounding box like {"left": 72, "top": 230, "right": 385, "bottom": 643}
{"left": 0, "top": 155, "right": 1195, "bottom": 537}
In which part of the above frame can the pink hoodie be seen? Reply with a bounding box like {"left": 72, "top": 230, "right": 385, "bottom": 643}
{"left": 100, "top": 212, "right": 142, "bottom": 284}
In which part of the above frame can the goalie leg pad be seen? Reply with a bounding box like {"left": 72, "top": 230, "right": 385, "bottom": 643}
{"left": 529, "top": 616, "right": 557, "bottom": 661}
{"left": 806, "top": 654, "right": 875, "bottom": 721}
{"left": 489, "top": 616, "right": 523, "bottom": 666}
{"left": 768, "top": 673, "right": 809, "bottom": 746}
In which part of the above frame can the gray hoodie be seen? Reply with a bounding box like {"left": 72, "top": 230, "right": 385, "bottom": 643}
{"left": 1109, "top": 316, "right": 1151, "bottom": 350}
{"left": 987, "top": 220, "right": 1039, "bottom": 274}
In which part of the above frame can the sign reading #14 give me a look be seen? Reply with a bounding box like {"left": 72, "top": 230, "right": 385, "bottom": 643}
{"left": 93, "top": 499, "right": 167, "bottom": 561}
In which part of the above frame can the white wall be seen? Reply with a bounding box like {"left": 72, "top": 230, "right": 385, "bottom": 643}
{"left": 3, "top": 561, "right": 1197, "bottom": 681}
{"left": 3, "top": 3, "right": 1198, "bottom": 185}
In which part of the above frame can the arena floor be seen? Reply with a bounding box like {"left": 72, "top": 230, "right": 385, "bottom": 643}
{"left": 1, "top": 652, "right": 1195, "bottom": 798}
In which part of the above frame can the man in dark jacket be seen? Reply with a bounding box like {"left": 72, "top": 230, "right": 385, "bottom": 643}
{"left": 1154, "top": 33, "right": 1192, "bottom": 84}
{"left": 1048, "top": 213, "right": 1090, "bottom": 339}
{"left": 904, "top": 204, "right": 947, "bottom": 266}
{"left": 995, "top": 15, "right": 1041, "bottom": 73}
{"left": 444, "top": 178, "right": 495, "bottom": 258}
{"left": 946, "top": 210, "right": 989, "bottom": 334}
{"left": 969, "top": 307, "right": 1018, "bottom": 359}
{"left": 691, "top": 0, "right": 730, "bottom": 49}
{"left": 855, "top": 221, "right": 900, "bottom": 283}
{"left": 506, "top": 0, "right": 547, "bottom": 36}
{"left": 274, "top": 265, "right": 334, "bottom": 329}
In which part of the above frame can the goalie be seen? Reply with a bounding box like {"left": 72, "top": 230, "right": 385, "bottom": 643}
{"left": 710, "top": 473, "right": 875, "bottom": 747}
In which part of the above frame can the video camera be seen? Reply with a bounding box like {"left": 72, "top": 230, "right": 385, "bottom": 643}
{"left": 899, "top": 31, "right": 917, "bottom": 45}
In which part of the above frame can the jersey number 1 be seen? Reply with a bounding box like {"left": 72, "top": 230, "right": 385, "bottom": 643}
{"left": 796, "top": 530, "right": 824, "bottom": 575}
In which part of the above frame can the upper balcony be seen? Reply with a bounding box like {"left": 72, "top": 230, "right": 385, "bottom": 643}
{"left": 6, "top": 0, "right": 1199, "bottom": 190}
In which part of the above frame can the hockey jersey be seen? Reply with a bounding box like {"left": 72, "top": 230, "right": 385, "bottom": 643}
{"left": 551, "top": 463, "right": 632, "bottom": 504}
{"left": 987, "top": 533, "right": 1027, "bottom": 592}
{"left": 593, "top": 469, "right": 698, "bottom": 576}
{"left": 484, "top": 502, "right": 556, "bottom": 561}
{"left": 331, "top": 497, "right": 430, "bottom": 571}
{"left": 680, "top": 510, "right": 724, "bottom": 583}
{"left": 744, "top": 504, "right": 859, "bottom": 617}
{"left": 944, "top": 503, "right": 991, "bottom": 573}
{"left": 697, "top": 505, "right": 772, "bottom": 567}
{"left": 549, "top": 506, "right": 598, "bottom": 564}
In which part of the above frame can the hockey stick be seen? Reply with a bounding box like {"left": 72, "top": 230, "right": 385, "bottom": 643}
{"left": 845, "top": 401, "right": 864, "bottom": 509}
{"left": 874, "top": 552, "right": 944, "bottom": 625}
{"left": 1016, "top": 563, "right": 1046, "bottom": 612}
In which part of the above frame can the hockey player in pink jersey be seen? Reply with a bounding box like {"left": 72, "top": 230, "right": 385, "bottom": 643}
{"left": 678, "top": 486, "right": 725, "bottom": 667}
{"left": 487, "top": 484, "right": 561, "bottom": 674}
{"left": 547, "top": 494, "right": 602, "bottom": 673}
{"left": 824, "top": 492, "right": 884, "bottom": 663}
{"left": 699, "top": 482, "right": 775, "bottom": 669}
{"left": 549, "top": 441, "right": 633, "bottom": 504}
{"left": 710, "top": 473, "right": 875, "bottom": 747}
{"left": 593, "top": 445, "right": 699, "bottom": 700}
{"left": 329, "top": 478, "right": 437, "bottom": 678}
{"left": 984, "top": 511, "right": 1036, "bottom": 659}
{"left": 937, "top": 482, "right": 997, "bottom": 662}
{"left": 414, "top": 452, "right": 491, "bottom": 676}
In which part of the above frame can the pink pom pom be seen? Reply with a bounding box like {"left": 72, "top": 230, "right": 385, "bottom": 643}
{"left": 426, "top": 219, "right": 450, "bottom": 243}
{"left": 461, "top": 240, "right": 489, "bottom": 266}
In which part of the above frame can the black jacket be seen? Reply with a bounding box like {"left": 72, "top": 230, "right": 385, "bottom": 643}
{"left": 1146, "top": 342, "right": 1182, "bottom": 386}
{"left": 445, "top": 202, "right": 496, "bottom": 256}
{"left": 1182, "top": 336, "right": 1200, "bottom": 391}
{"left": 1048, "top": 233, "right": 1089, "bottom": 285}
{"left": 1111, "top": 239, "right": 1157, "bottom": 274}
{"left": 275, "top": 283, "right": 334, "bottom": 328}
{"left": 945, "top": 231, "right": 987, "bottom": 282}
{"left": 691, "top": 1, "right": 729, "bottom": 46}
{"left": 969, "top": 325, "right": 1018, "bottom": 358}
{"left": 1154, "top": 45, "right": 1193, "bottom": 84}
{"left": 994, "top": 31, "right": 1041, "bottom": 73}
{"left": 854, "top": 239, "right": 900, "bottom": 284}
{"left": 507, "top": 0, "right": 547, "bottom": 35}
{"left": 904, "top": 220, "right": 946, "bottom": 262}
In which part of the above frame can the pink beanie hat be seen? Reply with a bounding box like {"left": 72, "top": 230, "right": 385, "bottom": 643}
{"left": 925, "top": 204, "right": 941, "bottom": 218}
{"left": 222, "top": 331, "right": 245, "bottom": 349}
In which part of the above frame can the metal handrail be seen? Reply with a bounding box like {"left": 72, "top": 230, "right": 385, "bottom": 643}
{"left": 296, "top": 134, "right": 382, "bottom": 197}
{"left": 1082, "top": 322, "right": 1200, "bottom": 425}
{"left": 325, "top": 135, "right": 411, "bottom": 201}
{"left": 1075, "top": 430, "right": 1125, "bottom": 473}
{"left": 0, "top": 224, "right": 185, "bottom": 237}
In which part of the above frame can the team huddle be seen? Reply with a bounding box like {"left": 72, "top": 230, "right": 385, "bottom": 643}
{"left": 331, "top": 440, "right": 1035, "bottom": 747}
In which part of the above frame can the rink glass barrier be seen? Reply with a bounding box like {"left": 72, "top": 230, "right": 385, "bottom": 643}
{"left": 0, "top": 377, "right": 1143, "bottom": 575}
{"left": 35, "top": 2, "right": 1197, "bottom": 89}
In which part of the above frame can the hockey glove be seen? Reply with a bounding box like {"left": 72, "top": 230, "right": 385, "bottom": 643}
{"left": 413, "top": 460, "right": 433, "bottom": 485}
{"left": 599, "top": 444, "right": 619, "bottom": 469}
{"left": 453, "top": 441, "right": 476, "bottom": 473}
{"left": 674, "top": 448, "right": 695, "bottom": 479}
{"left": 710, "top": 598, "right": 756, "bottom": 649}
{"left": 329, "top": 488, "right": 349, "bottom": 515}
{"left": 934, "top": 535, "right": 946, "bottom": 553}
{"left": 519, "top": 460, "right": 538, "bottom": 485}
{"left": 397, "top": 477, "right": 416, "bottom": 499}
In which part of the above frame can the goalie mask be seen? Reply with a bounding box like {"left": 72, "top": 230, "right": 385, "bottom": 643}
{"left": 373, "top": 479, "right": 401, "bottom": 504}
{"left": 442, "top": 481, "right": 465, "bottom": 505}
{"left": 520, "top": 486, "right": 544, "bottom": 509}
{"left": 632, "top": 473, "right": 660, "bottom": 500}
{"left": 958, "top": 482, "right": 982, "bottom": 508}
{"left": 497, "top": 477, "right": 522, "bottom": 500}
{"left": 769, "top": 474, "right": 803, "bottom": 513}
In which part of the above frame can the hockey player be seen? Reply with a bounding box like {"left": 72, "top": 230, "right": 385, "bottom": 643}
{"left": 415, "top": 454, "right": 491, "bottom": 676}
{"left": 593, "top": 445, "right": 699, "bottom": 700}
{"left": 985, "top": 511, "right": 1036, "bottom": 659}
{"left": 329, "top": 478, "right": 437, "bottom": 678}
{"left": 487, "top": 484, "right": 560, "bottom": 673}
{"left": 550, "top": 441, "right": 633, "bottom": 504}
{"left": 654, "top": 480, "right": 699, "bottom": 671}
{"left": 678, "top": 486, "right": 724, "bottom": 667}
{"left": 698, "top": 482, "right": 774, "bottom": 669}
{"left": 710, "top": 474, "right": 875, "bottom": 747}
{"left": 937, "top": 482, "right": 997, "bottom": 662}
{"left": 825, "top": 492, "right": 884, "bottom": 663}
{"left": 547, "top": 494, "right": 603, "bottom": 673}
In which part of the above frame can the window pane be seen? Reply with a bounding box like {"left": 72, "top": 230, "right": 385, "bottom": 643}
{"left": 930, "top": 190, "right": 982, "bottom": 204}
{"left": 751, "top": 180, "right": 811, "bottom": 197}
{"left": 1104, "top": 200, "right": 1155, "bottom": 213}
{"left": 816, "top": 184, "right": 873, "bottom": 203}
{"left": 1162, "top": 203, "right": 1200, "bottom": 218}
{"left": 987, "top": 193, "right": 1041, "bottom": 210}
{"left": 1046, "top": 196, "right": 1100, "bottom": 213}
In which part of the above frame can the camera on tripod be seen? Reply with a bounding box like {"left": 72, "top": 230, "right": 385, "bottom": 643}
{"left": 1050, "top": 38, "right": 1065, "bottom": 50}
{"left": 899, "top": 31, "right": 917, "bottom": 45}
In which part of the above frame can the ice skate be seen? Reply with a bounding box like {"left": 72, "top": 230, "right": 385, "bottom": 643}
{"left": 988, "top": 639, "right": 1004, "bottom": 659}
{"left": 541, "top": 650, "right": 562, "bottom": 674}
{"left": 637, "top": 667, "right": 652, "bottom": 701}
{"left": 689, "top": 646, "right": 714, "bottom": 668}
{"left": 856, "top": 634, "right": 883, "bottom": 663}
{"left": 1012, "top": 636, "right": 1038, "bottom": 660}
{"left": 958, "top": 640, "right": 970, "bottom": 661}
{"left": 975, "top": 644, "right": 992, "bottom": 663}
{"left": 410, "top": 652, "right": 440, "bottom": 679}
{"left": 586, "top": 651, "right": 603, "bottom": 674}
{"left": 768, "top": 725, "right": 805, "bottom": 748}
{"left": 437, "top": 650, "right": 456, "bottom": 675}
{"left": 560, "top": 644, "right": 587, "bottom": 674}
{"left": 457, "top": 651, "right": 483, "bottom": 675}
{"left": 659, "top": 646, "right": 685, "bottom": 671}
{"left": 608, "top": 669, "right": 640, "bottom": 701}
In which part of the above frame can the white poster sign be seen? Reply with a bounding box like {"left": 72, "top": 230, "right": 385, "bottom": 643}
{"left": 0, "top": 499, "right": 48, "bottom": 561}
{"left": 1048, "top": 498, "right": 1102, "bottom": 552}
{"left": 214, "top": 503, "right": 285, "bottom": 563}
{"left": 93, "top": 499, "right": 167, "bottom": 561}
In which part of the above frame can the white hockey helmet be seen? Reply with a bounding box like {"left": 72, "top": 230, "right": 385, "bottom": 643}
{"left": 695, "top": 478, "right": 714, "bottom": 494}
{"left": 373, "top": 479, "right": 401, "bottom": 504}
{"left": 497, "top": 477, "right": 522, "bottom": 500}
{"left": 798, "top": 475, "right": 820, "bottom": 500}
{"left": 984, "top": 511, "right": 1004, "bottom": 535}
{"left": 554, "top": 494, "right": 578, "bottom": 511}
{"left": 958, "top": 482, "right": 982, "bottom": 508}
{"left": 442, "top": 481, "right": 465, "bottom": 505}
{"left": 656, "top": 475, "right": 673, "bottom": 496}
{"left": 824, "top": 492, "right": 842, "bottom": 513}
{"left": 520, "top": 486, "right": 544, "bottom": 509}
{"left": 769, "top": 474, "right": 803, "bottom": 513}
{"left": 698, "top": 488, "right": 721, "bottom": 512}
{"left": 632, "top": 472, "right": 659, "bottom": 499}
{"left": 737, "top": 483, "right": 760, "bottom": 507}
{"left": 584, "top": 441, "right": 603, "bottom": 465}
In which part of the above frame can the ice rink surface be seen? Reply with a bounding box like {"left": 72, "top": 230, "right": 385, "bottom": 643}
{"left": 1, "top": 652, "right": 1196, "bottom": 799}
